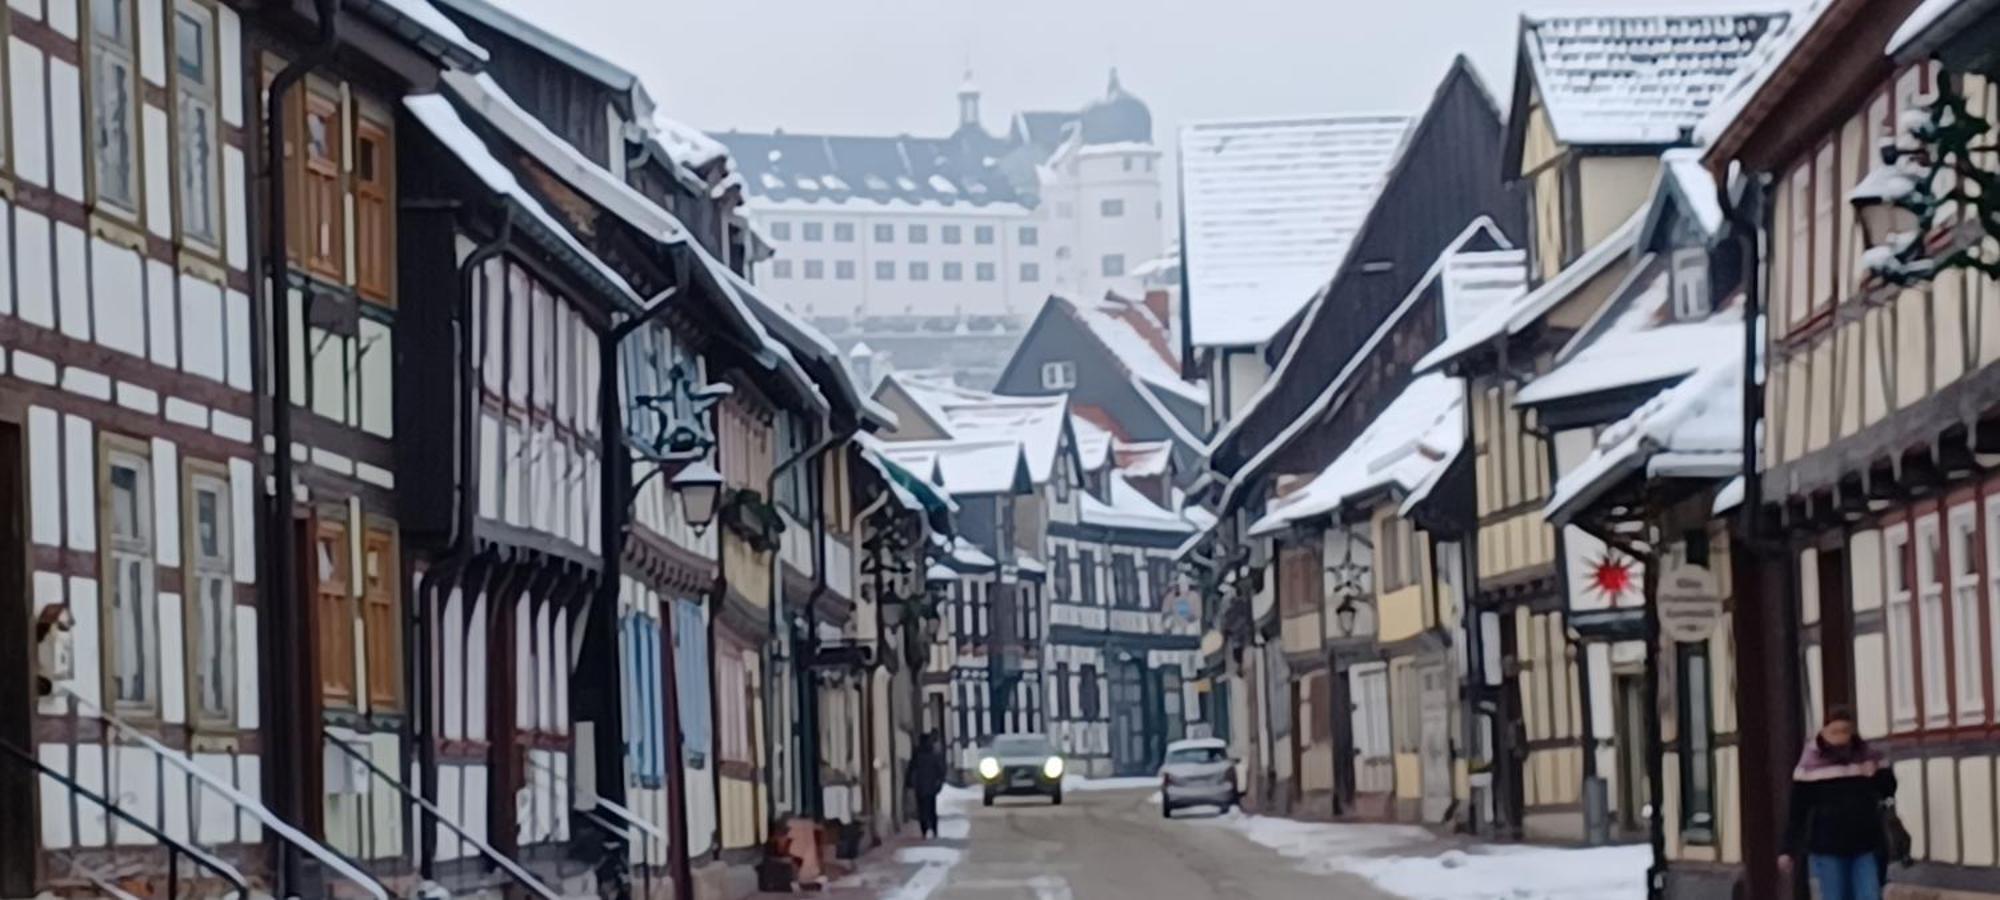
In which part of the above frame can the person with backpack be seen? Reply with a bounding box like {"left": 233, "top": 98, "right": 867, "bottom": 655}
{"left": 1779, "top": 705, "right": 1902, "bottom": 900}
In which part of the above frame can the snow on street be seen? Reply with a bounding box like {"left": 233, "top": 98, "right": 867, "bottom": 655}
{"left": 830, "top": 780, "right": 1646, "bottom": 899}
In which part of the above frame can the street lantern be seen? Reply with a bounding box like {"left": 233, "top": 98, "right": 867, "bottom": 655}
{"left": 670, "top": 460, "right": 725, "bottom": 534}
{"left": 1334, "top": 600, "right": 1358, "bottom": 636}
{"left": 1849, "top": 150, "right": 1923, "bottom": 251}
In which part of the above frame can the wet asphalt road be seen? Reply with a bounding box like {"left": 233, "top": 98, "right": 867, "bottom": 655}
{"left": 908, "top": 786, "right": 1401, "bottom": 900}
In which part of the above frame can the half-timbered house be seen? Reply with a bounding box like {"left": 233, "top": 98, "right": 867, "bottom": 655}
{"left": 1410, "top": 10, "right": 1788, "bottom": 843}
{"left": 2, "top": 0, "right": 472, "bottom": 894}
{"left": 1242, "top": 220, "right": 1512, "bottom": 824}
{"left": 1044, "top": 414, "right": 1202, "bottom": 777}
{"left": 1698, "top": 0, "right": 2000, "bottom": 896}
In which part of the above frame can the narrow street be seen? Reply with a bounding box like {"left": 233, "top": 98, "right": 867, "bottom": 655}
{"left": 860, "top": 785, "right": 1403, "bottom": 900}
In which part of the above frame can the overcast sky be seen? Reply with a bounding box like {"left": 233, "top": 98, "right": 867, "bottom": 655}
{"left": 517, "top": 0, "right": 1741, "bottom": 144}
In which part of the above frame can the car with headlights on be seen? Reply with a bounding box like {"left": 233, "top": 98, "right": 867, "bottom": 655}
{"left": 1158, "top": 737, "right": 1237, "bottom": 817}
{"left": 976, "top": 733, "right": 1064, "bottom": 806}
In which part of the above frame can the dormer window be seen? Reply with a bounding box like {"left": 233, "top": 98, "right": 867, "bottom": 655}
{"left": 1040, "top": 361, "right": 1077, "bottom": 390}
{"left": 1671, "top": 247, "right": 1710, "bottom": 321}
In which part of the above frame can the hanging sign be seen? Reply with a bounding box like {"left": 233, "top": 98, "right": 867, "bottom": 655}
{"left": 1658, "top": 562, "right": 1722, "bottom": 643}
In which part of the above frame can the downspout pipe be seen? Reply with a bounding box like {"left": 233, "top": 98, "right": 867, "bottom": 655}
{"left": 263, "top": 1, "right": 336, "bottom": 890}
{"left": 764, "top": 422, "right": 841, "bottom": 824}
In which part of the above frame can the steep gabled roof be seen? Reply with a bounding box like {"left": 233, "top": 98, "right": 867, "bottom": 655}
{"left": 878, "top": 375, "right": 1072, "bottom": 485}
{"left": 1179, "top": 112, "right": 1414, "bottom": 348}
{"left": 1203, "top": 58, "right": 1521, "bottom": 480}
{"left": 1059, "top": 296, "right": 1206, "bottom": 406}
{"left": 1514, "top": 9, "right": 1793, "bottom": 149}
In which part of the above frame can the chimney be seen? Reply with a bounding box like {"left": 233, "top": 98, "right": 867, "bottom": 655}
{"left": 1143, "top": 289, "right": 1171, "bottom": 330}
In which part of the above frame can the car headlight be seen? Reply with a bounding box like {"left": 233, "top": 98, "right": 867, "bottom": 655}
{"left": 978, "top": 757, "right": 1001, "bottom": 780}
{"left": 1042, "top": 756, "right": 1064, "bottom": 779}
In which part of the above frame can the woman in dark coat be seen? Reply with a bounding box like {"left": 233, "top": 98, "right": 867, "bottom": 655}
{"left": 1780, "top": 705, "right": 1897, "bottom": 900}
{"left": 907, "top": 731, "right": 948, "bottom": 839}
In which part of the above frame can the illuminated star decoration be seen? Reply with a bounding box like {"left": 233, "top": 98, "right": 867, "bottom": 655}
{"left": 1587, "top": 552, "right": 1638, "bottom": 607}
{"left": 631, "top": 363, "right": 730, "bottom": 463}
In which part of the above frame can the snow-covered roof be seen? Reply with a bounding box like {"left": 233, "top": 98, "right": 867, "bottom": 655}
{"left": 1247, "top": 373, "right": 1464, "bottom": 536}
{"left": 948, "top": 536, "right": 998, "bottom": 571}
{"left": 1417, "top": 209, "right": 1644, "bottom": 374}
{"left": 1521, "top": 9, "right": 1793, "bottom": 146}
{"left": 1692, "top": 1, "right": 1833, "bottom": 146}
{"left": 889, "top": 377, "right": 1070, "bottom": 485}
{"left": 1213, "top": 218, "right": 1510, "bottom": 502}
{"left": 1070, "top": 414, "right": 1116, "bottom": 471}
{"left": 1890, "top": 0, "right": 1997, "bottom": 59}
{"left": 356, "top": 0, "right": 488, "bottom": 67}
{"left": 1515, "top": 278, "right": 1742, "bottom": 407}
{"left": 1645, "top": 148, "right": 1725, "bottom": 243}
{"left": 653, "top": 111, "right": 731, "bottom": 172}
{"left": 1115, "top": 441, "right": 1174, "bottom": 478}
{"left": 439, "top": 70, "right": 835, "bottom": 416}
{"left": 1442, "top": 249, "right": 1531, "bottom": 337}
{"left": 1080, "top": 474, "right": 1197, "bottom": 534}
{"left": 1544, "top": 352, "right": 1743, "bottom": 524}
{"left": 404, "top": 94, "right": 640, "bottom": 308}
{"left": 1063, "top": 296, "right": 1205, "bottom": 405}
{"left": 1180, "top": 113, "right": 1414, "bottom": 348}
{"left": 880, "top": 439, "right": 1032, "bottom": 497}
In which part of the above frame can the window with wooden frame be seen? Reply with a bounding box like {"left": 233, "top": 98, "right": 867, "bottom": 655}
{"left": 1079, "top": 549, "right": 1098, "bottom": 606}
{"left": 362, "top": 528, "right": 400, "bottom": 711}
{"left": 184, "top": 465, "right": 234, "bottom": 727}
{"left": 1883, "top": 522, "right": 1917, "bottom": 731}
{"left": 89, "top": 0, "right": 142, "bottom": 217}
{"left": 1915, "top": 513, "right": 1950, "bottom": 728}
{"left": 1112, "top": 553, "right": 1138, "bottom": 608}
{"left": 315, "top": 519, "right": 356, "bottom": 706}
{"left": 1079, "top": 664, "right": 1100, "bottom": 719}
{"left": 297, "top": 88, "right": 344, "bottom": 281}
{"left": 171, "top": 0, "right": 221, "bottom": 251}
{"left": 1947, "top": 503, "right": 1985, "bottom": 726}
{"left": 1147, "top": 557, "right": 1171, "bottom": 611}
{"left": 354, "top": 116, "right": 394, "bottom": 302}
{"left": 101, "top": 439, "right": 157, "bottom": 713}
{"left": 1052, "top": 544, "right": 1071, "bottom": 603}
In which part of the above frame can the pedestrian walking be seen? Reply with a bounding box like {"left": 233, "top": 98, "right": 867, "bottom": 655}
{"left": 1780, "top": 705, "right": 1899, "bottom": 900}
{"left": 908, "top": 731, "right": 948, "bottom": 839}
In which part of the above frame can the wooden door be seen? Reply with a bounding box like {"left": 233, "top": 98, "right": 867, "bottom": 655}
{"left": 1419, "top": 662, "right": 1453, "bottom": 822}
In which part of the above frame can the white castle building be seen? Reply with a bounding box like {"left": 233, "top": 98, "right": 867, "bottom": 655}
{"left": 713, "top": 71, "right": 1167, "bottom": 385}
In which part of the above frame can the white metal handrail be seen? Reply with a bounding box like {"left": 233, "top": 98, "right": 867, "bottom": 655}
{"left": 60, "top": 687, "right": 390, "bottom": 900}
{"left": 323, "top": 731, "right": 562, "bottom": 900}
{"left": 527, "top": 754, "right": 668, "bottom": 843}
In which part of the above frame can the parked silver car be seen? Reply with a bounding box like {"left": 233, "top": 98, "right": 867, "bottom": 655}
{"left": 1158, "top": 737, "right": 1237, "bottom": 817}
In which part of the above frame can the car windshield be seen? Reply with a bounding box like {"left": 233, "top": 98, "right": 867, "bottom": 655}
{"left": 989, "top": 736, "right": 1052, "bottom": 757}
{"left": 1165, "top": 745, "right": 1227, "bottom": 765}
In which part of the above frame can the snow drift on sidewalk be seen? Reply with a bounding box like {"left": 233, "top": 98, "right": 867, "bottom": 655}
{"left": 1199, "top": 810, "right": 1647, "bottom": 899}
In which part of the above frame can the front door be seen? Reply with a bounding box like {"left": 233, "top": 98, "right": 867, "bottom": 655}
{"left": 1419, "top": 662, "right": 1453, "bottom": 822}
{"left": 1350, "top": 663, "right": 1393, "bottom": 795}
{"left": 1615, "top": 674, "right": 1648, "bottom": 833}
{"left": 1109, "top": 659, "right": 1148, "bottom": 775}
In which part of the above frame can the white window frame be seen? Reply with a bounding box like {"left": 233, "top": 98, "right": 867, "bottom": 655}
{"left": 1885, "top": 522, "right": 1916, "bottom": 731}
{"left": 185, "top": 466, "right": 235, "bottom": 727}
{"left": 1916, "top": 514, "right": 1950, "bottom": 728}
{"left": 89, "top": 0, "right": 143, "bottom": 218}
{"left": 1671, "top": 247, "right": 1710, "bottom": 321}
{"left": 102, "top": 440, "right": 158, "bottom": 713}
{"left": 171, "top": 0, "right": 222, "bottom": 250}
{"left": 1040, "top": 360, "right": 1076, "bottom": 390}
{"left": 1100, "top": 198, "right": 1125, "bottom": 218}
{"left": 1020, "top": 262, "right": 1040, "bottom": 283}
{"left": 1950, "top": 503, "right": 1986, "bottom": 725}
